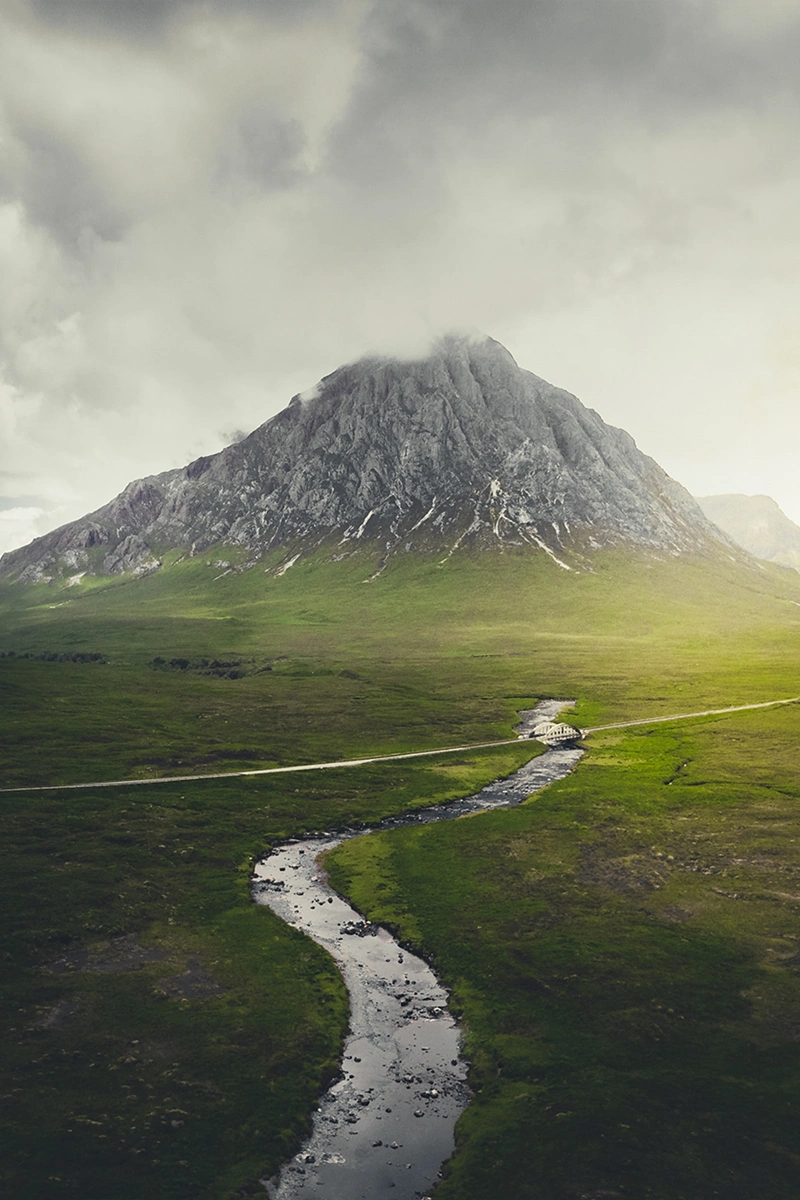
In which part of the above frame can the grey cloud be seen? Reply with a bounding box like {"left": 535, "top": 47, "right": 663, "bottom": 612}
{"left": 5, "top": 117, "right": 126, "bottom": 245}
{"left": 28, "top": 0, "right": 182, "bottom": 41}
{"left": 221, "top": 428, "right": 249, "bottom": 445}
{"left": 446, "top": 1, "right": 800, "bottom": 107}
{"left": 0, "top": 493, "right": 44, "bottom": 511}
{"left": 329, "top": 0, "right": 800, "bottom": 178}
{"left": 27, "top": 0, "right": 335, "bottom": 42}
{"left": 311, "top": 0, "right": 800, "bottom": 303}
{"left": 230, "top": 112, "right": 308, "bottom": 189}
{"left": 16, "top": 0, "right": 799, "bottom": 252}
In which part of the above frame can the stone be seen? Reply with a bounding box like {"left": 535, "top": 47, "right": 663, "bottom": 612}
{"left": 1, "top": 334, "right": 730, "bottom": 583}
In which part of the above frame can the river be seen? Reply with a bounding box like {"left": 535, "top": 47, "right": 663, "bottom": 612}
{"left": 252, "top": 700, "right": 581, "bottom": 1199}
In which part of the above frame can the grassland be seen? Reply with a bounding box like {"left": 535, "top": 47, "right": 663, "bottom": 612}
{"left": 2, "top": 545, "right": 799, "bottom": 788}
{"left": 329, "top": 707, "right": 800, "bottom": 1198}
{"left": 0, "top": 747, "right": 533, "bottom": 1199}
{"left": 2, "top": 543, "right": 800, "bottom": 1197}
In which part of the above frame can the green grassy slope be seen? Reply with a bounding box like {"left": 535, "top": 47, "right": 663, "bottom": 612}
{"left": 2, "top": 543, "right": 800, "bottom": 1197}
{"left": 2, "top": 545, "right": 799, "bottom": 786}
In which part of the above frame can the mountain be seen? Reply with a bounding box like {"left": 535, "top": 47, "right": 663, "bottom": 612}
{"left": 1, "top": 334, "right": 727, "bottom": 584}
{"left": 696, "top": 494, "right": 800, "bottom": 573}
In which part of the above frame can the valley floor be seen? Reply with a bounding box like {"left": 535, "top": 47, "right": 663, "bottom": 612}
{"left": 3, "top": 547, "right": 800, "bottom": 1197}
{"left": 3, "top": 695, "right": 798, "bottom": 794}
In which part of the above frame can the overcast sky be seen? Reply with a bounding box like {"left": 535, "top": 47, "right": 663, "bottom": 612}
{"left": 2, "top": 0, "right": 800, "bottom": 554}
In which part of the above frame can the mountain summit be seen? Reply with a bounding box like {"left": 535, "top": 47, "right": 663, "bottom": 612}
{"left": 1, "top": 334, "right": 725, "bottom": 582}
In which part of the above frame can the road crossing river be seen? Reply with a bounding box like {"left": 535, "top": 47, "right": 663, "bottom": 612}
{"left": 253, "top": 701, "right": 582, "bottom": 1200}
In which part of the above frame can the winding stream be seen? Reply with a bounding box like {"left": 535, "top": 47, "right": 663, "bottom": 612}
{"left": 252, "top": 700, "right": 582, "bottom": 1199}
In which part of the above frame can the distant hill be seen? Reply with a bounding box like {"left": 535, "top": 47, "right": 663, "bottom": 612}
{"left": 1, "top": 333, "right": 727, "bottom": 584}
{"left": 696, "top": 494, "right": 800, "bottom": 573}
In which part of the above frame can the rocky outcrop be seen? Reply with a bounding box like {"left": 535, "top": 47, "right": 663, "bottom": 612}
{"left": 0, "top": 334, "right": 728, "bottom": 582}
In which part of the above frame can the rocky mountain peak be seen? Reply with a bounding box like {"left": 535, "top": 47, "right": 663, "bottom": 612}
{"left": 0, "top": 333, "right": 728, "bottom": 583}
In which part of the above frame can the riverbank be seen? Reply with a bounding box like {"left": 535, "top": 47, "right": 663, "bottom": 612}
{"left": 326, "top": 703, "right": 800, "bottom": 1199}
{"left": 254, "top": 702, "right": 581, "bottom": 1199}
{"left": 0, "top": 742, "right": 536, "bottom": 1200}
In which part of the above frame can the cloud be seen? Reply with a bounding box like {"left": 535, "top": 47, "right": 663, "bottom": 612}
{"left": 0, "top": 505, "right": 51, "bottom": 555}
{"left": 2, "top": 0, "right": 800, "bottom": 553}
{"left": 26, "top": 0, "right": 333, "bottom": 44}
{"left": 27, "top": 0, "right": 181, "bottom": 42}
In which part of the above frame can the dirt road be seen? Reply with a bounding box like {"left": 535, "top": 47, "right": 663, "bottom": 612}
{"left": 2, "top": 696, "right": 797, "bottom": 794}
